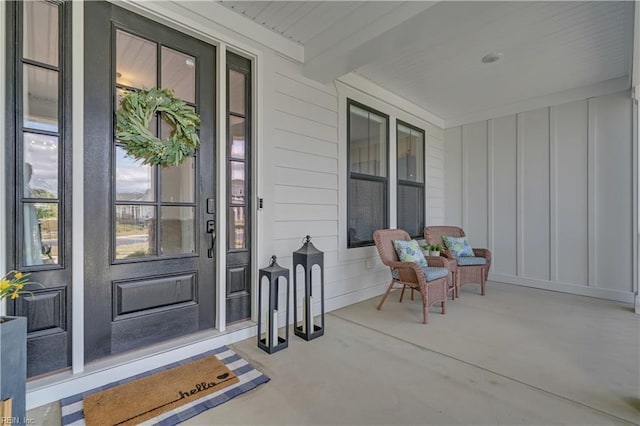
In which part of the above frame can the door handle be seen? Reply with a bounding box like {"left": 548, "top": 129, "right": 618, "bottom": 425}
{"left": 208, "top": 231, "right": 216, "bottom": 258}
{"left": 206, "top": 220, "right": 215, "bottom": 258}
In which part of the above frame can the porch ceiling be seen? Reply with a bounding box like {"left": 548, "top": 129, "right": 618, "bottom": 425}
{"left": 218, "top": 1, "right": 633, "bottom": 125}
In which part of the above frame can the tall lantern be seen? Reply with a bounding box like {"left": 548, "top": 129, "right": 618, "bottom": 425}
{"left": 293, "top": 235, "right": 325, "bottom": 341}
{"left": 258, "top": 256, "right": 290, "bottom": 354}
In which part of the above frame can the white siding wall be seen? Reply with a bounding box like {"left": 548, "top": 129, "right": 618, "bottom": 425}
{"left": 444, "top": 91, "right": 635, "bottom": 302}
{"left": 262, "top": 54, "right": 446, "bottom": 314}
{"left": 427, "top": 128, "right": 446, "bottom": 225}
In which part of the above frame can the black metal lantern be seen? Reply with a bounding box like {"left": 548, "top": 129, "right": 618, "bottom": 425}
{"left": 258, "top": 255, "right": 290, "bottom": 354}
{"left": 293, "top": 235, "right": 325, "bottom": 341}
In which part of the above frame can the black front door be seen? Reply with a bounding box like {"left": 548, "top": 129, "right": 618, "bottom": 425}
{"left": 83, "top": 3, "right": 216, "bottom": 361}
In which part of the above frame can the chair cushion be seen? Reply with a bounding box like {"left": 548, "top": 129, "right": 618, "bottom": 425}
{"left": 455, "top": 256, "right": 486, "bottom": 266}
{"left": 392, "top": 240, "right": 428, "bottom": 267}
{"left": 422, "top": 265, "right": 449, "bottom": 281}
{"left": 391, "top": 265, "right": 449, "bottom": 281}
{"left": 442, "top": 236, "right": 474, "bottom": 257}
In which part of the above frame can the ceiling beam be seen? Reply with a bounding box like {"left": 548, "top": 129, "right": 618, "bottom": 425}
{"left": 302, "top": 2, "right": 437, "bottom": 83}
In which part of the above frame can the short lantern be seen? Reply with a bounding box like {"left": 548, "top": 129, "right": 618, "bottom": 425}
{"left": 258, "top": 255, "right": 290, "bottom": 354}
{"left": 293, "top": 235, "right": 325, "bottom": 341}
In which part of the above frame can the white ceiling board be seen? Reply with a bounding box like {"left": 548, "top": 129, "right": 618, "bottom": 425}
{"left": 219, "top": 1, "right": 632, "bottom": 125}
{"left": 355, "top": 1, "right": 632, "bottom": 123}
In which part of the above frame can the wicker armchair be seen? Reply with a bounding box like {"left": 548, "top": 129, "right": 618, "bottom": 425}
{"left": 373, "top": 229, "right": 450, "bottom": 324}
{"left": 424, "top": 226, "right": 491, "bottom": 297}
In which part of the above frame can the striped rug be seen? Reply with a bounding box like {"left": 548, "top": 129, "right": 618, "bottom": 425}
{"left": 60, "top": 346, "right": 269, "bottom": 425}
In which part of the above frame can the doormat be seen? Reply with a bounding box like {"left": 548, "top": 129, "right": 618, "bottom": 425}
{"left": 60, "top": 346, "right": 269, "bottom": 426}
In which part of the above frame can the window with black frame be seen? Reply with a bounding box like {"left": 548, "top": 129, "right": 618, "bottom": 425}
{"left": 347, "top": 100, "right": 388, "bottom": 248}
{"left": 396, "top": 121, "right": 425, "bottom": 238}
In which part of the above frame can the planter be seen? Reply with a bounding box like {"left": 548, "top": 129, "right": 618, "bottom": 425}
{"left": 0, "top": 316, "right": 27, "bottom": 422}
{"left": 430, "top": 251, "right": 440, "bottom": 257}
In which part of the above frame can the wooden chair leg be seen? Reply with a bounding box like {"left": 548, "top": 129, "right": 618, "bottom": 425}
{"left": 441, "top": 299, "right": 446, "bottom": 315}
{"left": 399, "top": 285, "right": 406, "bottom": 302}
{"left": 481, "top": 267, "right": 486, "bottom": 295}
{"left": 421, "top": 289, "right": 429, "bottom": 324}
{"left": 377, "top": 280, "right": 395, "bottom": 310}
{"left": 411, "top": 288, "right": 414, "bottom": 300}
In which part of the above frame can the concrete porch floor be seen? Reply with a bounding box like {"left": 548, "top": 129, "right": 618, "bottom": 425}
{"left": 30, "top": 282, "right": 639, "bottom": 425}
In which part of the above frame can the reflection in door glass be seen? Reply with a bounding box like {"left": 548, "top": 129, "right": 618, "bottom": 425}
{"left": 23, "top": 0, "right": 59, "bottom": 67}
{"left": 161, "top": 47, "right": 195, "bottom": 103}
{"left": 23, "top": 133, "right": 58, "bottom": 199}
{"left": 115, "top": 205, "right": 156, "bottom": 259}
{"left": 115, "top": 146, "right": 155, "bottom": 202}
{"left": 160, "top": 207, "right": 195, "bottom": 255}
{"left": 116, "top": 30, "right": 157, "bottom": 89}
{"left": 228, "top": 69, "right": 245, "bottom": 115}
{"left": 229, "top": 116, "right": 245, "bottom": 159}
{"left": 230, "top": 162, "right": 245, "bottom": 204}
{"left": 228, "top": 207, "right": 245, "bottom": 249}
{"left": 23, "top": 65, "right": 58, "bottom": 132}
{"left": 160, "top": 158, "right": 195, "bottom": 203}
{"left": 23, "top": 203, "right": 58, "bottom": 266}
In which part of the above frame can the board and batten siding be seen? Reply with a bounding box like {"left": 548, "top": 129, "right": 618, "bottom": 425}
{"left": 444, "top": 91, "right": 634, "bottom": 302}
{"left": 262, "top": 53, "right": 446, "bottom": 312}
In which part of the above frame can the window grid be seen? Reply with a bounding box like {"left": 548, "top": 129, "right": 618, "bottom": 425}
{"left": 397, "top": 120, "right": 426, "bottom": 239}
{"left": 18, "top": 1, "right": 63, "bottom": 269}
{"left": 347, "top": 99, "right": 389, "bottom": 248}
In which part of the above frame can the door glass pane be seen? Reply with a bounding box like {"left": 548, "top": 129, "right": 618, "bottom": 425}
{"left": 397, "top": 125, "right": 424, "bottom": 183}
{"left": 115, "top": 205, "right": 156, "bottom": 259}
{"left": 161, "top": 157, "right": 195, "bottom": 203}
{"left": 115, "top": 146, "right": 155, "bottom": 201}
{"left": 230, "top": 161, "right": 245, "bottom": 204}
{"left": 161, "top": 47, "right": 195, "bottom": 103}
{"left": 229, "top": 116, "right": 245, "bottom": 159}
{"left": 24, "top": 65, "right": 58, "bottom": 132}
{"left": 229, "top": 69, "right": 245, "bottom": 115}
{"left": 23, "top": 133, "right": 58, "bottom": 199}
{"left": 228, "top": 207, "right": 246, "bottom": 249}
{"left": 23, "top": 203, "right": 58, "bottom": 266}
{"left": 161, "top": 207, "right": 195, "bottom": 255}
{"left": 116, "top": 30, "right": 156, "bottom": 89}
{"left": 23, "top": 1, "right": 58, "bottom": 67}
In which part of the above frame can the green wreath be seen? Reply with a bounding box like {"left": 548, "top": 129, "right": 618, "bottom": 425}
{"left": 116, "top": 87, "right": 201, "bottom": 167}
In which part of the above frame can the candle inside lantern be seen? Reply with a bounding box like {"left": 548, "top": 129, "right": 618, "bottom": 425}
{"left": 301, "top": 298, "right": 306, "bottom": 333}
{"left": 308, "top": 296, "right": 314, "bottom": 332}
{"left": 271, "top": 309, "right": 278, "bottom": 347}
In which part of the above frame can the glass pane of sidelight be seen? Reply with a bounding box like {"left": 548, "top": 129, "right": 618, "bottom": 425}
{"left": 229, "top": 161, "right": 245, "bottom": 204}
{"left": 116, "top": 30, "right": 157, "bottom": 89}
{"left": 23, "top": 133, "right": 58, "bottom": 199}
{"left": 23, "top": 1, "right": 59, "bottom": 67}
{"left": 23, "top": 65, "right": 58, "bottom": 132}
{"left": 115, "top": 205, "right": 156, "bottom": 259}
{"left": 397, "top": 125, "right": 424, "bottom": 183}
{"left": 228, "top": 207, "right": 246, "bottom": 249}
{"left": 23, "top": 202, "right": 59, "bottom": 266}
{"left": 161, "top": 47, "right": 195, "bottom": 103}
{"left": 229, "top": 116, "right": 245, "bottom": 159}
{"left": 160, "top": 157, "right": 195, "bottom": 203}
{"left": 228, "top": 69, "right": 245, "bottom": 115}
{"left": 160, "top": 207, "right": 195, "bottom": 255}
{"left": 115, "top": 146, "right": 155, "bottom": 202}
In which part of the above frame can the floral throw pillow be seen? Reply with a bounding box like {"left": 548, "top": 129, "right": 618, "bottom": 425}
{"left": 442, "top": 236, "right": 474, "bottom": 257}
{"left": 392, "top": 240, "right": 428, "bottom": 267}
